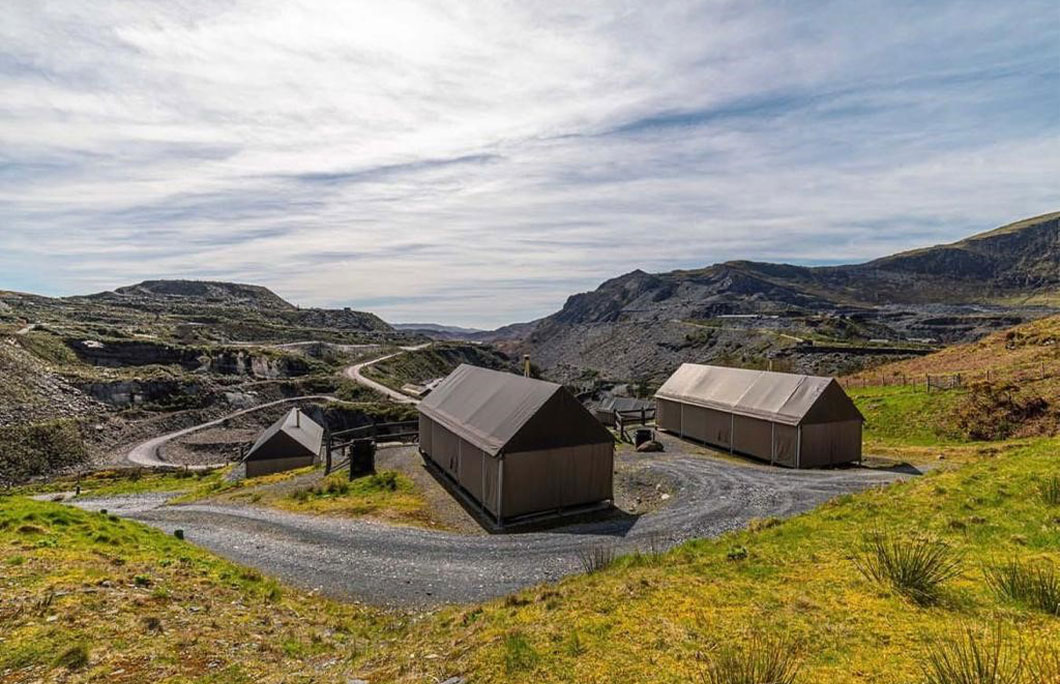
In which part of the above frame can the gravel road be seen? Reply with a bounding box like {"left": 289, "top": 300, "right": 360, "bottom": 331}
{"left": 74, "top": 454, "right": 909, "bottom": 607}
{"left": 125, "top": 395, "right": 337, "bottom": 469}
{"left": 343, "top": 343, "right": 429, "bottom": 404}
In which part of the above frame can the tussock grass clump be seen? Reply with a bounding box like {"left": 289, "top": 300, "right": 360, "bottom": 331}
{"left": 577, "top": 544, "right": 616, "bottom": 574}
{"left": 702, "top": 635, "right": 801, "bottom": 684}
{"left": 854, "top": 532, "right": 963, "bottom": 605}
{"left": 984, "top": 559, "right": 1060, "bottom": 616}
{"left": 503, "top": 632, "right": 539, "bottom": 673}
{"left": 921, "top": 626, "right": 1022, "bottom": 684}
{"left": 1028, "top": 643, "right": 1060, "bottom": 684}
{"left": 53, "top": 643, "right": 90, "bottom": 670}
{"left": 1039, "top": 475, "right": 1060, "bottom": 506}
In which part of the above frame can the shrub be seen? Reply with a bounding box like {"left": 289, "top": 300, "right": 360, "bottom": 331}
{"left": 1039, "top": 476, "right": 1060, "bottom": 506}
{"left": 854, "top": 532, "right": 963, "bottom": 605}
{"left": 577, "top": 544, "right": 616, "bottom": 574}
{"left": 949, "top": 382, "right": 1048, "bottom": 441}
{"left": 921, "top": 626, "right": 1022, "bottom": 684}
{"left": 984, "top": 559, "right": 1060, "bottom": 616}
{"left": 702, "top": 635, "right": 801, "bottom": 684}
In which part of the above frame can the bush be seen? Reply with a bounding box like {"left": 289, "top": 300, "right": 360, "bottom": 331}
{"left": 577, "top": 544, "right": 616, "bottom": 574}
{"left": 984, "top": 559, "right": 1060, "bottom": 616}
{"left": 921, "top": 626, "right": 1022, "bottom": 684}
{"left": 703, "top": 635, "right": 801, "bottom": 684}
{"left": 854, "top": 532, "right": 963, "bottom": 605}
{"left": 950, "top": 382, "right": 1049, "bottom": 441}
{"left": 0, "top": 419, "right": 88, "bottom": 485}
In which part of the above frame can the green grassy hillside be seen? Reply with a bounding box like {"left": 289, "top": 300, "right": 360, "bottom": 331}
{"left": 3, "top": 436, "right": 1057, "bottom": 682}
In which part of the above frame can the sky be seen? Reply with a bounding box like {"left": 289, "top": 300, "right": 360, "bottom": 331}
{"left": 1, "top": 1, "right": 1057, "bottom": 328}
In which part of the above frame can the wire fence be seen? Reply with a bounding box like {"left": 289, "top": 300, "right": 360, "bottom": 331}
{"left": 842, "top": 361, "right": 1055, "bottom": 392}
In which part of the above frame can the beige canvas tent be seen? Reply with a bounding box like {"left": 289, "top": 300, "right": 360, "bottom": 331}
{"left": 244, "top": 408, "right": 323, "bottom": 477}
{"left": 655, "top": 364, "right": 863, "bottom": 467}
{"left": 418, "top": 364, "right": 614, "bottom": 524}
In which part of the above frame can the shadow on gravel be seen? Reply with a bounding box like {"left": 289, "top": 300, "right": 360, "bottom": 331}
{"left": 420, "top": 457, "right": 642, "bottom": 536}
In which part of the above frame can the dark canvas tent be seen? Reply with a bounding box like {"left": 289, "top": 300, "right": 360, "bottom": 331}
{"left": 418, "top": 364, "right": 614, "bottom": 524}
{"left": 655, "top": 364, "right": 863, "bottom": 467}
{"left": 244, "top": 408, "right": 323, "bottom": 477}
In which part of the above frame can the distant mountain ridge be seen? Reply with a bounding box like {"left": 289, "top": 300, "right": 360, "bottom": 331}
{"left": 516, "top": 212, "right": 1059, "bottom": 383}
{"left": 111, "top": 280, "right": 296, "bottom": 311}
{"left": 81, "top": 279, "right": 392, "bottom": 334}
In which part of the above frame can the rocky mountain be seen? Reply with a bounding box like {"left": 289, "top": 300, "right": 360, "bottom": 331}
{"left": 518, "top": 212, "right": 1059, "bottom": 386}
{"left": 110, "top": 280, "right": 296, "bottom": 311}
{"left": 2, "top": 279, "right": 396, "bottom": 342}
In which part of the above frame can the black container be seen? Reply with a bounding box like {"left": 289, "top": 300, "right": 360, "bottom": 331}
{"left": 349, "top": 438, "right": 376, "bottom": 478}
{"left": 634, "top": 428, "right": 653, "bottom": 447}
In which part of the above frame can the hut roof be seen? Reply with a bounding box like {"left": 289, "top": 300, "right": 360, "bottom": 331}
{"left": 654, "top": 363, "right": 863, "bottom": 426}
{"left": 246, "top": 408, "right": 324, "bottom": 459}
{"left": 419, "top": 364, "right": 612, "bottom": 456}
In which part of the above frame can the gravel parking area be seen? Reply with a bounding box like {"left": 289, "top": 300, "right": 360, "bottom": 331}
{"left": 73, "top": 443, "right": 909, "bottom": 607}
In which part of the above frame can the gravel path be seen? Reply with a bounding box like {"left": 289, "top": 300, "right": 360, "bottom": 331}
{"left": 73, "top": 454, "right": 908, "bottom": 607}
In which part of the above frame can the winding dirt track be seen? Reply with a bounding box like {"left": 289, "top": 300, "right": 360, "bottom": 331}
{"left": 78, "top": 454, "right": 908, "bottom": 607}
{"left": 343, "top": 343, "right": 430, "bottom": 404}
{"left": 124, "top": 344, "right": 428, "bottom": 468}
{"left": 125, "top": 395, "right": 337, "bottom": 469}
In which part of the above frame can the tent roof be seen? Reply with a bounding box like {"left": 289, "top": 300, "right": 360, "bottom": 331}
{"left": 247, "top": 408, "right": 324, "bottom": 458}
{"left": 598, "top": 396, "right": 652, "bottom": 413}
{"left": 654, "top": 363, "right": 862, "bottom": 426}
{"left": 419, "top": 364, "right": 607, "bottom": 456}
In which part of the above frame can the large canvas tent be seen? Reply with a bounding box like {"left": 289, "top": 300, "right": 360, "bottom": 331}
{"left": 244, "top": 408, "right": 323, "bottom": 477}
{"left": 655, "top": 364, "right": 863, "bottom": 467}
{"left": 418, "top": 364, "right": 614, "bottom": 524}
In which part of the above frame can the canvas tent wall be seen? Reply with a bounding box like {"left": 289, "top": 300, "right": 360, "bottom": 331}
{"left": 418, "top": 364, "right": 615, "bottom": 523}
{"left": 244, "top": 408, "right": 324, "bottom": 477}
{"left": 655, "top": 364, "right": 863, "bottom": 468}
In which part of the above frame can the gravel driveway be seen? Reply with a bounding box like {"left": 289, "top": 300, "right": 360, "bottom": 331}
{"left": 73, "top": 454, "right": 908, "bottom": 607}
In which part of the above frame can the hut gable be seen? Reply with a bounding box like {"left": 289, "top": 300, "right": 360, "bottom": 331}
{"left": 246, "top": 408, "right": 324, "bottom": 460}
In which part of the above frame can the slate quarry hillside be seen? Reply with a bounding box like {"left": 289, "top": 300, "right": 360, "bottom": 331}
{"left": 519, "top": 212, "right": 1060, "bottom": 386}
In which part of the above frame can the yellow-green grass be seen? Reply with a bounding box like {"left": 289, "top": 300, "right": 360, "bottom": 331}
{"left": 271, "top": 470, "right": 431, "bottom": 525}
{"left": 3, "top": 440, "right": 1059, "bottom": 681}
{"left": 360, "top": 438, "right": 1060, "bottom": 683}
{"left": 0, "top": 496, "right": 392, "bottom": 683}
{"left": 851, "top": 384, "right": 965, "bottom": 448}
{"left": 166, "top": 466, "right": 312, "bottom": 504}
{"left": 187, "top": 468, "right": 436, "bottom": 528}
{"left": 11, "top": 467, "right": 229, "bottom": 498}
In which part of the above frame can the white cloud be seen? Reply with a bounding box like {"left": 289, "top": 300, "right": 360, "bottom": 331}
{"left": 0, "top": 0, "right": 1057, "bottom": 327}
